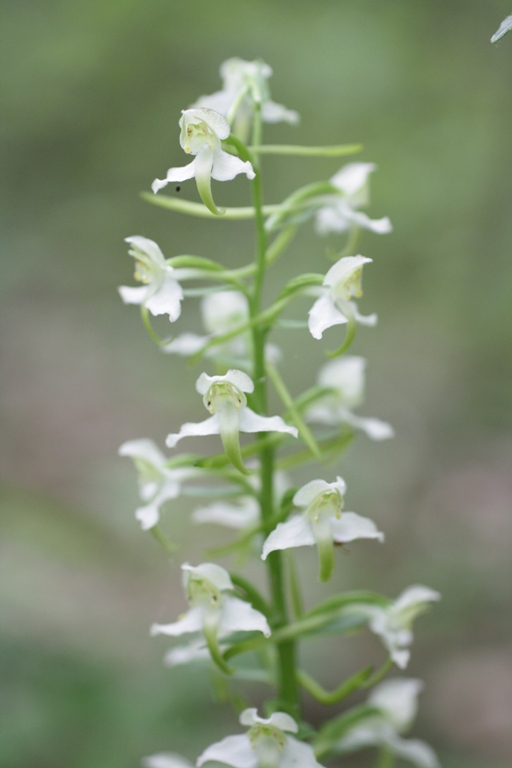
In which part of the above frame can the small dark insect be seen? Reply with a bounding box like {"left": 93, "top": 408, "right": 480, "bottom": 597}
{"left": 175, "top": 185, "right": 181, "bottom": 192}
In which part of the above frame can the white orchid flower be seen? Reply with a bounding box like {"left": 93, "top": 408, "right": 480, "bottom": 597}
{"left": 118, "top": 236, "right": 184, "bottom": 322}
{"left": 193, "top": 497, "right": 260, "bottom": 530}
{"left": 308, "top": 255, "right": 376, "bottom": 341}
{"left": 197, "top": 708, "right": 324, "bottom": 768}
{"left": 348, "top": 586, "right": 441, "bottom": 669}
{"left": 315, "top": 163, "right": 392, "bottom": 237}
{"left": 152, "top": 107, "right": 255, "bottom": 215}
{"left": 262, "top": 477, "right": 383, "bottom": 582}
{"left": 335, "top": 678, "right": 440, "bottom": 768}
{"left": 166, "top": 369, "right": 298, "bottom": 474}
{"left": 151, "top": 563, "right": 270, "bottom": 672}
{"left": 193, "top": 57, "right": 299, "bottom": 142}
{"left": 142, "top": 754, "right": 193, "bottom": 768}
{"left": 118, "top": 439, "right": 200, "bottom": 530}
{"left": 164, "top": 290, "right": 281, "bottom": 367}
{"left": 306, "top": 357, "right": 394, "bottom": 441}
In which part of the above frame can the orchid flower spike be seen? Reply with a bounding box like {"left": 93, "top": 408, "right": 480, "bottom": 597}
{"left": 262, "top": 477, "right": 383, "bottom": 582}
{"left": 197, "top": 708, "right": 324, "bottom": 768}
{"left": 166, "top": 369, "right": 298, "bottom": 475}
{"left": 315, "top": 162, "right": 392, "bottom": 237}
{"left": 118, "top": 439, "right": 201, "bottom": 530}
{"left": 335, "top": 678, "right": 440, "bottom": 768}
{"left": 308, "top": 255, "right": 376, "bottom": 342}
{"left": 306, "top": 357, "right": 394, "bottom": 441}
{"left": 152, "top": 107, "right": 255, "bottom": 215}
{"left": 348, "top": 586, "right": 441, "bottom": 669}
{"left": 118, "top": 236, "right": 184, "bottom": 322}
{"left": 151, "top": 563, "right": 270, "bottom": 673}
{"left": 193, "top": 57, "right": 299, "bottom": 142}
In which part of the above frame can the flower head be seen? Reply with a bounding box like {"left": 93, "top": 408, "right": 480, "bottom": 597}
{"left": 152, "top": 107, "right": 255, "bottom": 215}
{"left": 151, "top": 563, "right": 270, "bottom": 669}
{"left": 348, "top": 585, "right": 441, "bottom": 668}
{"left": 315, "top": 163, "right": 392, "bottom": 237}
{"left": 335, "top": 678, "right": 440, "bottom": 768}
{"left": 118, "top": 236, "right": 184, "bottom": 322}
{"left": 118, "top": 439, "right": 199, "bottom": 530}
{"left": 193, "top": 58, "right": 299, "bottom": 142}
{"left": 166, "top": 369, "right": 297, "bottom": 474}
{"left": 262, "top": 477, "right": 383, "bottom": 582}
{"left": 308, "top": 255, "right": 376, "bottom": 340}
{"left": 197, "top": 708, "right": 324, "bottom": 768}
{"left": 306, "top": 357, "right": 394, "bottom": 441}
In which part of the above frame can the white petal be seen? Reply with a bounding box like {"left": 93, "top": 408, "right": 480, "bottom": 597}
{"left": 293, "top": 477, "right": 345, "bottom": 507}
{"left": 118, "top": 285, "right": 148, "bottom": 305}
{"left": 238, "top": 709, "right": 298, "bottom": 733}
{"left": 118, "top": 438, "right": 166, "bottom": 466}
{"left": 145, "top": 273, "right": 183, "bottom": 321}
{"left": 212, "top": 149, "right": 255, "bottom": 181}
{"left": 491, "top": 15, "right": 512, "bottom": 43}
{"left": 369, "top": 678, "right": 423, "bottom": 732}
{"left": 347, "top": 210, "right": 392, "bottom": 234}
{"left": 152, "top": 159, "right": 197, "bottom": 193}
{"left": 315, "top": 206, "right": 351, "bottom": 236}
{"left": 184, "top": 107, "right": 231, "bottom": 140}
{"left": 135, "top": 503, "right": 160, "bottom": 530}
{"left": 150, "top": 606, "right": 203, "bottom": 637}
{"left": 164, "top": 640, "right": 210, "bottom": 667}
{"left": 125, "top": 235, "right": 166, "bottom": 267}
{"left": 163, "top": 333, "right": 208, "bottom": 356}
{"left": 166, "top": 415, "right": 220, "bottom": 448}
{"left": 239, "top": 408, "right": 298, "bottom": 437}
{"left": 262, "top": 101, "right": 300, "bottom": 125}
{"left": 220, "top": 596, "right": 271, "bottom": 637}
{"left": 193, "top": 89, "right": 234, "bottom": 116}
{"left": 342, "top": 412, "right": 395, "bottom": 441}
{"left": 351, "top": 303, "right": 378, "bottom": 326}
{"left": 393, "top": 586, "right": 441, "bottom": 614}
{"left": 182, "top": 562, "right": 234, "bottom": 593}
{"left": 197, "top": 735, "right": 256, "bottom": 768}
{"left": 330, "top": 163, "right": 376, "bottom": 197}
{"left": 323, "top": 255, "right": 372, "bottom": 289}
{"left": 330, "top": 512, "right": 384, "bottom": 543}
{"left": 192, "top": 499, "right": 259, "bottom": 529}
{"left": 261, "top": 515, "right": 315, "bottom": 559}
{"left": 281, "top": 737, "right": 323, "bottom": 768}
{"left": 142, "top": 753, "right": 194, "bottom": 768}
{"left": 223, "top": 369, "right": 255, "bottom": 393}
{"left": 318, "top": 356, "right": 366, "bottom": 404}
{"left": 308, "top": 294, "right": 348, "bottom": 339}
{"left": 384, "top": 734, "right": 440, "bottom": 768}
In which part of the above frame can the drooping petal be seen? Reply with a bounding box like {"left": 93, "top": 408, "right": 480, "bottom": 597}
{"left": 211, "top": 148, "right": 255, "bottom": 181}
{"left": 166, "top": 414, "right": 220, "bottom": 448}
{"left": 152, "top": 159, "right": 197, "bottom": 194}
{"left": 262, "top": 100, "right": 300, "bottom": 124}
{"left": 197, "top": 734, "right": 255, "bottom": 768}
{"left": 331, "top": 163, "right": 376, "bottom": 198}
{"left": 118, "top": 285, "right": 148, "bottom": 306}
{"left": 135, "top": 503, "right": 160, "bottom": 530}
{"left": 346, "top": 209, "right": 393, "bottom": 234}
{"left": 163, "top": 333, "right": 208, "bottom": 356}
{"left": 194, "top": 146, "right": 221, "bottom": 215}
{"left": 125, "top": 235, "right": 166, "bottom": 267}
{"left": 261, "top": 515, "right": 315, "bottom": 559}
{"left": 220, "top": 595, "right": 271, "bottom": 637}
{"left": 393, "top": 586, "right": 441, "bottom": 614}
{"left": 118, "top": 438, "right": 167, "bottom": 467}
{"left": 330, "top": 511, "right": 384, "bottom": 543}
{"left": 280, "top": 737, "right": 324, "bottom": 768}
{"left": 145, "top": 272, "right": 184, "bottom": 320}
{"left": 150, "top": 606, "right": 203, "bottom": 637}
{"left": 239, "top": 408, "right": 298, "bottom": 437}
{"left": 341, "top": 411, "right": 395, "bottom": 441}
{"left": 192, "top": 498, "right": 259, "bottom": 529}
{"left": 308, "top": 293, "right": 348, "bottom": 339}
{"left": 164, "top": 639, "right": 211, "bottom": 667}
{"left": 350, "top": 303, "right": 378, "bottom": 326}
{"left": 315, "top": 206, "right": 352, "bottom": 236}
{"left": 383, "top": 734, "right": 440, "bottom": 768}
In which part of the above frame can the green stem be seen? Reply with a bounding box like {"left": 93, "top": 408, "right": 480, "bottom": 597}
{"left": 150, "top": 524, "right": 177, "bottom": 553}
{"left": 376, "top": 747, "right": 395, "bottom": 768}
{"left": 248, "top": 105, "right": 300, "bottom": 718}
{"left": 248, "top": 143, "right": 363, "bottom": 157}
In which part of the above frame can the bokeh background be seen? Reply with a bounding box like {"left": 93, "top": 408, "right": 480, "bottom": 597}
{"left": 2, "top": 1, "right": 512, "bottom": 767}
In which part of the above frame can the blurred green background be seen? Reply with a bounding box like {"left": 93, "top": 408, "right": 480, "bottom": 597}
{"left": 2, "top": 1, "right": 512, "bottom": 767}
